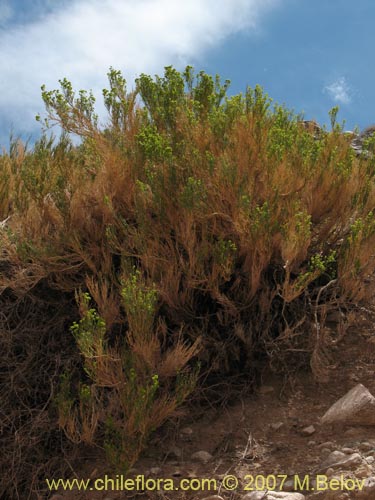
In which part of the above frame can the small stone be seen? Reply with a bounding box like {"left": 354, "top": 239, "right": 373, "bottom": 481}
{"left": 271, "top": 421, "right": 284, "bottom": 431}
{"left": 242, "top": 493, "right": 267, "bottom": 500}
{"left": 318, "top": 441, "right": 334, "bottom": 449}
{"left": 308, "top": 441, "right": 316, "bottom": 446}
{"left": 356, "top": 476, "right": 375, "bottom": 499}
{"left": 282, "top": 479, "right": 295, "bottom": 491}
{"left": 322, "top": 450, "right": 347, "bottom": 467}
{"left": 301, "top": 425, "right": 316, "bottom": 436}
{"left": 321, "top": 384, "right": 375, "bottom": 426}
{"left": 321, "top": 448, "right": 331, "bottom": 455}
{"left": 325, "top": 468, "right": 335, "bottom": 477}
{"left": 344, "top": 428, "right": 359, "bottom": 437}
{"left": 339, "top": 452, "right": 363, "bottom": 468}
{"left": 359, "top": 442, "right": 374, "bottom": 452}
{"left": 243, "top": 492, "right": 305, "bottom": 499}
{"left": 150, "top": 467, "right": 162, "bottom": 475}
{"left": 191, "top": 450, "right": 213, "bottom": 463}
{"left": 181, "top": 426, "right": 193, "bottom": 436}
{"left": 341, "top": 447, "right": 356, "bottom": 454}
{"left": 322, "top": 452, "right": 363, "bottom": 470}
{"left": 356, "top": 464, "right": 372, "bottom": 478}
{"left": 365, "top": 456, "right": 375, "bottom": 464}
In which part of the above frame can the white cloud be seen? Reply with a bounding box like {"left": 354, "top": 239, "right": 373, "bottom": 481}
{"left": 324, "top": 77, "right": 351, "bottom": 105}
{"left": 0, "top": 0, "right": 280, "bottom": 144}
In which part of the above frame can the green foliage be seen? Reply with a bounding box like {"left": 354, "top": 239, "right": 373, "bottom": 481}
{"left": 58, "top": 276, "right": 198, "bottom": 472}
{"left": 249, "top": 202, "right": 273, "bottom": 236}
{"left": 348, "top": 212, "right": 375, "bottom": 245}
{"left": 136, "top": 65, "right": 186, "bottom": 129}
{"left": 295, "top": 250, "right": 337, "bottom": 291}
{"left": 136, "top": 124, "right": 172, "bottom": 162}
{"left": 328, "top": 105, "right": 339, "bottom": 131}
{"left": 37, "top": 78, "right": 98, "bottom": 135}
{"left": 120, "top": 267, "right": 158, "bottom": 337}
{"left": 103, "top": 372, "right": 160, "bottom": 470}
{"left": 180, "top": 176, "right": 207, "bottom": 211}
{"left": 245, "top": 84, "right": 272, "bottom": 119}
{"left": 267, "top": 105, "right": 297, "bottom": 161}
{"left": 70, "top": 291, "right": 106, "bottom": 379}
{"left": 102, "top": 67, "right": 131, "bottom": 131}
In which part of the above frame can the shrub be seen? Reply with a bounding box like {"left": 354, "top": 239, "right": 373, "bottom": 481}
{"left": 60, "top": 282, "right": 199, "bottom": 471}
{"left": 2, "top": 65, "right": 375, "bottom": 497}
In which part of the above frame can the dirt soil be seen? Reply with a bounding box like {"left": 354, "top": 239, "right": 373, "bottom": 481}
{"left": 52, "top": 310, "right": 375, "bottom": 500}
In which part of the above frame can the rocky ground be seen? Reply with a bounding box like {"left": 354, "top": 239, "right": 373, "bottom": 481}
{"left": 50, "top": 309, "right": 375, "bottom": 500}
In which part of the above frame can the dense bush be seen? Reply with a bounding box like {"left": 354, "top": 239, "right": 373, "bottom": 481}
{"left": 1, "top": 65, "right": 375, "bottom": 497}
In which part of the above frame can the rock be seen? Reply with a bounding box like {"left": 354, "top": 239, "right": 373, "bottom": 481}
{"left": 166, "top": 445, "right": 183, "bottom": 460}
{"left": 191, "top": 450, "right": 213, "bottom": 463}
{"left": 351, "top": 125, "right": 375, "bottom": 158}
{"left": 321, "top": 451, "right": 363, "bottom": 470}
{"left": 341, "top": 447, "right": 356, "bottom": 454}
{"left": 282, "top": 479, "right": 295, "bottom": 491}
{"left": 301, "top": 425, "right": 316, "bottom": 436}
{"left": 242, "top": 493, "right": 267, "bottom": 500}
{"left": 365, "top": 456, "right": 375, "bottom": 464}
{"left": 270, "top": 422, "right": 284, "bottom": 431}
{"left": 318, "top": 441, "right": 334, "bottom": 449}
{"left": 320, "top": 448, "right": 332, "bottom": 455}
{"left": 359, "top": 442, "right": 374, "bottom": 452}
{"left": 297, "top": 121, "right": 375, "bottom": 158}
{"left": 181, "top": 426, "right": 193, "bottom": 436}
{"left": 243, "top": 492, "right": 305, "bottom": 499}
{"left": 298, "top": 120, "right": 322, "bottom": 139}
{"left": 337, "top": 452, "right": 363, "bottom": 468}
{"left": 356, "top": 476, "right": 375, "bottom": 498}
{"left": 150, "top": 467, "right": 162, "bottom": 475}
{"left": 321, "top": 384, "right": 375, "bottom": 426}
{"left": 322, "top": 450, "right": 347, "bottom": 467}
{"left": 356, "top": 464, "right": 372, "bottom": 478}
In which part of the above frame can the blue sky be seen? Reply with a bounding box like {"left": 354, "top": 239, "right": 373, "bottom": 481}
{"left": 0, "top": 0, "right": 374, "bottom": 147}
